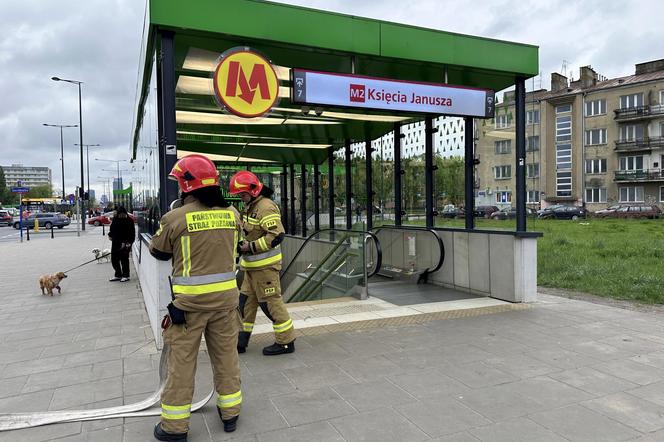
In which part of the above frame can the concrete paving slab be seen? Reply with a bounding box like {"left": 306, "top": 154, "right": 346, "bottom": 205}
{"left": 330, "top": 407, "right": 429, "bottom": 442}
{"left": 397, "top": 396, "right": 491, "bottom": 438}
{"left": 469, "top": 417, "right": 568, "bottom": 442}
{"left": 583, "top": 392, "right": 664, "bottom": 433}
{"left": 256, "top": 421, "right": 344, "bottom": 442}
{"left": 270, "top": 387, "right": 356, "bottom": 427}
{"left": 529, "top": 404, "right": 641, "bottom": 442}
{"left": 332, "top": 379, "right": 417, "bottom": 412}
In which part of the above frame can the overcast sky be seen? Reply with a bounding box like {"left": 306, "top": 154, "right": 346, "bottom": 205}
{"left": 1, "top": 0, "right": 662, "bottom": 199}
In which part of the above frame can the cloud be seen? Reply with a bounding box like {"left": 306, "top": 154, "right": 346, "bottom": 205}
{"left": 2, "top": 0, "right": 663, "bottom": 198}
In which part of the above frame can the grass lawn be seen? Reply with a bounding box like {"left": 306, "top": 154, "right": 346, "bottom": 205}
{"left": 373, "top": 217, "right": 664, "bottom": 304}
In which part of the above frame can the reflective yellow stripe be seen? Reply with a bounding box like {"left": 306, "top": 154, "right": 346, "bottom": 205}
{"left": 245, "top": 216, "right": 260, "bottom": 225}
{"left": 240, "top": 252, "right": 282, "bottom": 268}
{"left": 161, "top": 403, "right": 191, "bottom": 420}
{"left": 260, "top": 214, "right": 281, "bottom": 225}
{"left": 273, "top": 318, "right": 293, "bottom": 333}
{"left": 257, "top": 237, "right": 268, "bottom": 252}
{"left": 242, "top": 322, "right": 254, "bottom": 332}
{"left": 172, "top": 279, "right": 237, "bottom": 295}
{"left": 217, "top": 391, "right": 242, "bottom": 408}
{"left": 181, "top": 236, "right": 191, "bottom": 277}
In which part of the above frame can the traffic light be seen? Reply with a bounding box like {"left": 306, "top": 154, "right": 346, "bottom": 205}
{"left": 84, "top": 192, "right": 89, "bottom": 201}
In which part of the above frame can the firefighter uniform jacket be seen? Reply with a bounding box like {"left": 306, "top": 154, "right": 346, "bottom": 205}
{"left": 149, "top": 195, "right": 242, "bottom": 312}
{"left": 239, "top": 195, "right": 285, "bottom": 272}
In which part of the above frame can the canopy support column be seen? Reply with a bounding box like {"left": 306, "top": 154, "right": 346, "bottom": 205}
{"left": 345, "top": 140, "right": 352, "bottom": 230}
{"left": 464, "top": 117, "right": 475, "bottom": 229}
{"left": 515, "top": 77, "right": 527, "bottom": 232}
{"left": 300, "top": 164, "right": 307, "bottom": 237}
{"left": 313, "top": 163, "right": 320, "bottom": 232}
{"left": 425, "top": 116, "right": 435, "bottom": 229}
{"left": 289, "top": 163, "right": 296, "bottom": 235}
{"left": 157, "top": 30, "right": 178, "bottom": 214}
{"left": 281, "top": 165, "right": 288, "bottom": 233}
{"left": 394, "top": 123, "right": 403, "bottom": 226}
{"left": 328, "top": 148, "right": 335, "bottom": 229}
{"left": 365, "top": 138, "right": 373, "bottom": 230}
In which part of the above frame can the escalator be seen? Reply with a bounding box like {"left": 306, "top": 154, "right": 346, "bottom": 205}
{"left": 367, "top": 226, "right": 478, "bottom": 306}
{"left": 280, "top": 229, "right": 381, "bottom": 303}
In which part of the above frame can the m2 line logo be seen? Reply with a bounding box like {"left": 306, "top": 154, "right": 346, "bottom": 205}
{"left": 349, "top": 84, "right": 365, "bottom": 102}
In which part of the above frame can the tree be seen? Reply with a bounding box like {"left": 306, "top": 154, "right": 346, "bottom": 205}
{"left": 0, "top": 167, "right": 18, "bottom": 206}
{"left": 24, "top": 184, "right": 54, "bottom": 199}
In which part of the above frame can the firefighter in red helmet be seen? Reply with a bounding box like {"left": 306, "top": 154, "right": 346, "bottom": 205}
{"left": 229, "top": 170, "right": 295, "bottom": 355}
{"left": 150, "top": 154, "right": 242, "bottom": 441}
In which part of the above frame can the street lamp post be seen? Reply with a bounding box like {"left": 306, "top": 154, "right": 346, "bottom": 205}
{"left": 75, "top": 143, "right": 101, "bottom": 202}
{"left": 52, "top": 76, "right": 86, "bottom": 229}
{"left": 43, "top": 123, "right": 77, "bottom": 202}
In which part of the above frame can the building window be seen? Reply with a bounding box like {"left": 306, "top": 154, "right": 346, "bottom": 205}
{"left": 620, "top": 125, "right": 645, "bottom": 141}
{"left": 495, "top": 115, "right": 509, "bottom": 129}
{"left": 527, "top": 190, "right": 540, "bottom": 203}
{"left": 585, "top": 128, "right": 607, "bottom": 145}
{"left": 494, "top": 140, "right": 511, "bottom": 154}
{"left": 556, "top": 115, "right": 572, "bottom": 142}
{"left": 556, "top": 104, "right": 572, "bottom": 113}
{"left": 556, "top": 144, "right": 572, "bottom": 170}
{"left": 585, "top": 99, "right": 606, "bottom": 117}
{"left": 619, "top": 93, "right": 644, "bottom": 109}
{"left": 585, "top": 159, "right": 607, "bottom": 174}
{"left": 496, "top": 191, "right": 512, "bottom": 203}
{"left": 526, "top": 110, "right": 540, "bottom": 124}
{"left": 526, "top": 163, "right": 540, "bottom": 178}
{"left": 585, "top": 188, "right": 607, "bottom": 203}
{"left": 619, "top": 156, "right": 644, "bottom": 171}
{"left": 494, "top": 165, "right": 512, "bottom": 179}
{"left": 556, "top": 171, "right": 572, "bottom": 197}
{"left": 526, "top": 136, "right": 540, "bottom": 152}
{"left": 619, "top": 186, "right": 644, "bottom": 202}
{"left": 660, "top": 186, "right": 664, "bottom": 202}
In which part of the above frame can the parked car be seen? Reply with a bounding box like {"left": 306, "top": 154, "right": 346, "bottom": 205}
{"left": 13, "top": 213, "right": 71, "bottom": 229}
{"left": 441, "top": 206, "right": 461, "bottom": 218}
{"left": 0, "top": 210, "right": 12, "bottom": 226}
{"left": 598, "top": 204, "right": 661, "bottom": 219}
{"left": 473, "top": 205, "right": 500, "bottom": 218}
{"left": 536, "top": 204, "right": 565, "bottom": 217}
{"left": 88, "top": 211, "right": 137, "bottom": 226}
{"left": 538, "top": 205, "right": 587, "bottom": 220}
{"left": 593, "top": 204, "right": 622, "bottom": 218}
{"left": 4, "top": 208, "right": 19, "bottom": 217}
{"left": 490, "top": 207, "right": 537, "bottom": 220}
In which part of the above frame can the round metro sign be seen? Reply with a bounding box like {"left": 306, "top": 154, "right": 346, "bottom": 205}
{"left": 213, "top": 49, "right": 279, "bottom": 118}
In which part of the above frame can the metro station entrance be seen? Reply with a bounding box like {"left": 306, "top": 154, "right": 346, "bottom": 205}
{"left": 131, "top": 0, "right": 541, "bottom": 345}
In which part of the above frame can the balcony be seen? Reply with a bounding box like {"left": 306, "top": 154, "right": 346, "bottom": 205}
{"left": 614, "top": 105, "right": 664, "bottom": 122}
{"left": 614, "top": 136, "right": 664, "bottom": 152}
{"left": 614, "top": 169, "right": 664, "bottom": 182}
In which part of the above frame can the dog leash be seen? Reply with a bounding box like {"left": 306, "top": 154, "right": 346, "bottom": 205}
{"left": 62, "top": 253, "right": 111, "bottom": 274}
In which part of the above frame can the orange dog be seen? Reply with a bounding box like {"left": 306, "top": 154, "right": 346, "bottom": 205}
{"left": 39, "top": 272, "right": 67, "bottom": 296}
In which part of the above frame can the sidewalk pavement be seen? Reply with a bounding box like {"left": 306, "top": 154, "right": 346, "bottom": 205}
{"left": 2, "top": 230, "right": 664, "bottom": 441}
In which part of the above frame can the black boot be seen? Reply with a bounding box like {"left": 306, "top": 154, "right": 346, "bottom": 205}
{"left": 153, "top": 423, "right": 187, "bottom": 442}
{"left": 217, "top": 408, "right": 238, "bottom": 433}
{"left": 262, "top": 340, "right": 295, "bottom": 356}
{"left": 237, "top": 331, "right": 251, "bottom": 353}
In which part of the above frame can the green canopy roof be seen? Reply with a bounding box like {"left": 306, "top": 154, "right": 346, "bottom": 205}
{"left": 133, "top": 0, "right": 538, "bottom": 165}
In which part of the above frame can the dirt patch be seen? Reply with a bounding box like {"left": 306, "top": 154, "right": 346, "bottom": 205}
{"left": 539, "top": 286, "right": 664, "bottom": 315}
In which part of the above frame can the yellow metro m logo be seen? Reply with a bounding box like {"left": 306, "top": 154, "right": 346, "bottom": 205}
{"left": 214, "top": 49, "right": 279, "bottom": 118}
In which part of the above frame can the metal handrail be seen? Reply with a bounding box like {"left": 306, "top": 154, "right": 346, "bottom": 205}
{"left": 281, "top": 228, "right": 382, "bottom": 279}
{"left": 370, "top": 225, "right": 445, "bottom": 276}
{"left": 289, "top": 252, "right": 354, "bottom": 303}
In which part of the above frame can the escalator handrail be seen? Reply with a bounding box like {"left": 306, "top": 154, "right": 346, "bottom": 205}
{"left": 370, "top": 225, "right": 445, "bottom": 275}
{"left": 281, "top": 228, "right": 382, "bottom": 279}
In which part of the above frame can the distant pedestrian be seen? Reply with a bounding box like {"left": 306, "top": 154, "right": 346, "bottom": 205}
{"left": 108, "top": 206, "right": 135, "bottom": 282}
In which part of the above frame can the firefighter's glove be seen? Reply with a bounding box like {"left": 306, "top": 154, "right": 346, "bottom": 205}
{"left": 167, "top": 302, "right": 187, "bottom": 325}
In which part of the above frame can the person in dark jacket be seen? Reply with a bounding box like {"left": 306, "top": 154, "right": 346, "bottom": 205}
{"left": 108, "top": 206, "right": 135, "bottom": 282}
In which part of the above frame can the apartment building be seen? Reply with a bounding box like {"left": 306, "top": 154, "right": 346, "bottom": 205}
{"left": 1, "top": 164, "right": 52, "bottom": 188}
{"left": 476, "top": 58, "right": 664, "bottom": 210}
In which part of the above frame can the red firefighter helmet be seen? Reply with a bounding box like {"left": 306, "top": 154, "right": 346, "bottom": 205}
{"left": 168, "top": 154, "right": 219, "bottom": 193}
{"left": 229, "top": 170, "right": 263, "bottom": 198}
